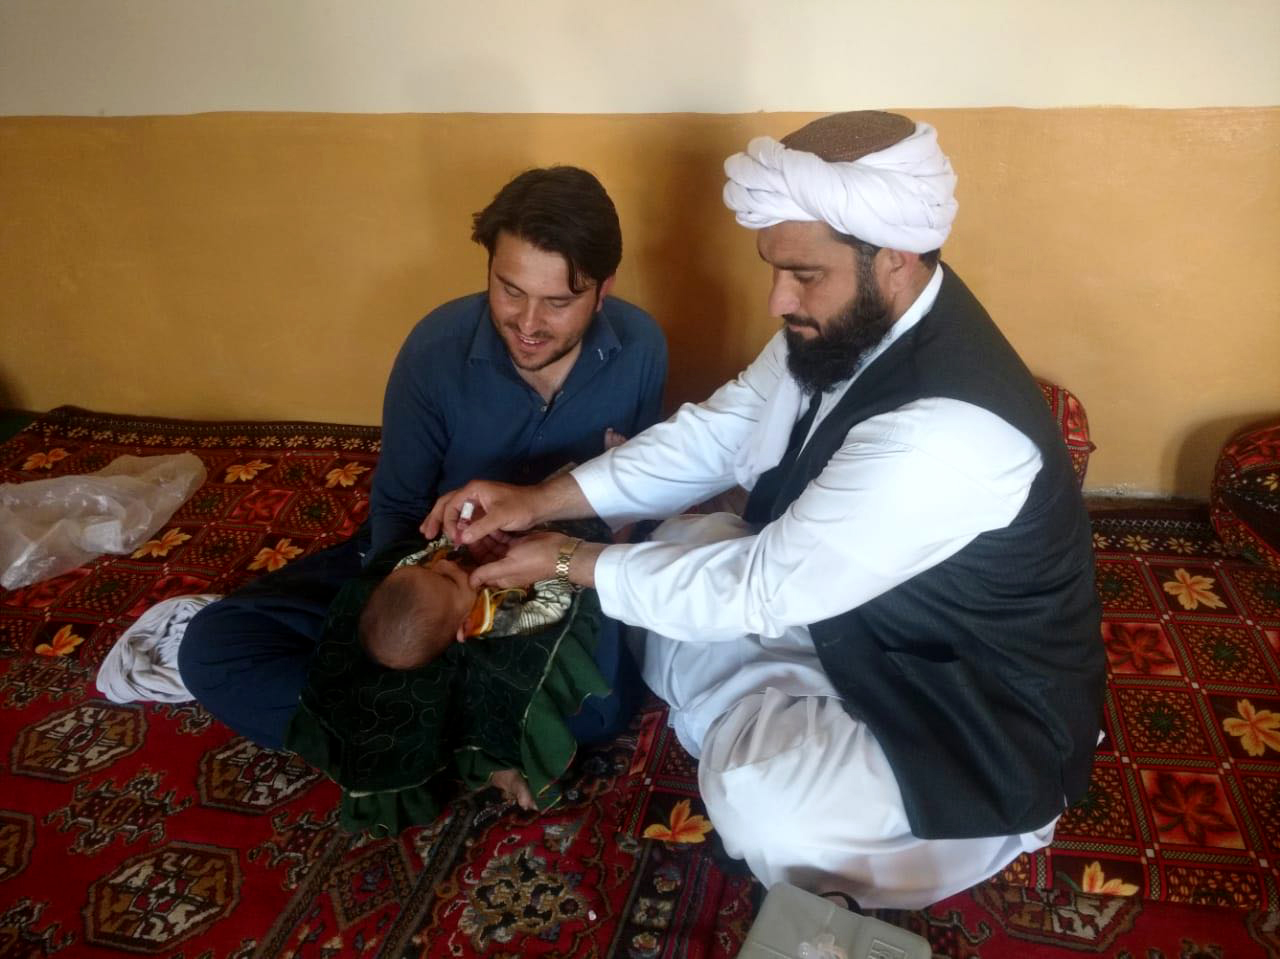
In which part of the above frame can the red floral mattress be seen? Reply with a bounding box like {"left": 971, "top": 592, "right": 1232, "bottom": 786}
{"left": 2, "top": 404, "right": 1278, "bottom": 958}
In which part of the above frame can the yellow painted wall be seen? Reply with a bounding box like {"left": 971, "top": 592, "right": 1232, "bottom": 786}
{"left": 1, "top": 109, "right": 1278, "bottom": 497}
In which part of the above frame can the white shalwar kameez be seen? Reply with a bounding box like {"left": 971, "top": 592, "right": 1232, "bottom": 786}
{"left": 570, "top": 269, "right": 1060, "bottom": 909}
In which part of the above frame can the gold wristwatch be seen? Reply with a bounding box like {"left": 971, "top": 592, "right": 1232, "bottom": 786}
{"left": 555, "top": 537, "right": 583, "bottom": 587}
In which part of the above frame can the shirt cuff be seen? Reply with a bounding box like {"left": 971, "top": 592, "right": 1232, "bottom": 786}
{"left": 589, "top": 542, "right": 628, "bottom": 617}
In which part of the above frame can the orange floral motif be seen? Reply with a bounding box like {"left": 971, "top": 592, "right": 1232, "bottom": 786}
{"left": 22, "top": 448, "right": 70, "bottom": 470}
{"left": 1223, "top": 699, "right": 1280, "bottom": 757}
{"left": 325, "top": 462, "right": 371, "bottom": 488}
{"left": 642, "top": 799, "right": 713, "bottom": 844}
{"left": 1103, "top": 623, "right": 1175, "bottom": 674}
{"left": 35, "top": 625, "right": 85, "bottom": 657}
{"left": 131, "top": 528, "right": 192, "bottom": 559}
{"left": 1079, "top": 861, "right": 1138, "bottom": 896}
{"left": 1162, "top": 568, "right": 1227, "bottom": 611}
{"left": 249, "top": 538, "right": 304, "bottom": 572}
{"left": 224, "top": 459, "right": 271, "bottom": 483}
{"left": 1148, "top": 773, "right": 1234, "bottom": 845}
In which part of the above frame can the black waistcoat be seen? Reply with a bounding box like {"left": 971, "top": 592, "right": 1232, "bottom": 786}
{"left": 743, "top": 266, "right": 1104, "bottom": 839}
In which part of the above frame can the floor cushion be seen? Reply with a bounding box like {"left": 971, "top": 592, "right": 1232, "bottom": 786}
{"left": 1211, "top": 422, "right": 1280, "bottom": 570}
{"left": 1038, "top": 380, "right": 1095, "bottom": 487}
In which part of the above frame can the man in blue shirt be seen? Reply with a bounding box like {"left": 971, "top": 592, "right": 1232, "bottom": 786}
{"left": 179, "top": 166, "right": 668, "bottom": 753}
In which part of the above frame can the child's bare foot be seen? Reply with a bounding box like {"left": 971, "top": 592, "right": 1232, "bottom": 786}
{"left": 490, "top": 768, "right": 536, "bottom": 810}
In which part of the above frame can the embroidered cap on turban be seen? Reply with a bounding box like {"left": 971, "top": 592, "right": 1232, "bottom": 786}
{"left": 723, "top": 111, "right": 957, "bottom": 253}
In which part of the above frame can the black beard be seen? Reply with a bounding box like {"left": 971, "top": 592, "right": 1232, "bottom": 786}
{"left": 784, "top": 276, "right": 893, "bottom": 394}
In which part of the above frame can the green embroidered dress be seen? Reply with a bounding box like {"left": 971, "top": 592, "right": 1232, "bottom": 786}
{"left": 284, "top": 537, "right": 609, "bottom": 835}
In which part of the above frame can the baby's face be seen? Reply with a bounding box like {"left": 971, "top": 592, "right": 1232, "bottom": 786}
{"left": 414, "top": 559, "right": 478, "bottom": 627}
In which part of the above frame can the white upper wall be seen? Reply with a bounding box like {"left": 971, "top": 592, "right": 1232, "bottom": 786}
{"left": 2, "top": 0, "right": 1278, "bottom": 116}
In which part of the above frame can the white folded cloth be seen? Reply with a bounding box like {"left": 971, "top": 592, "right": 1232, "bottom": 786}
{"left": 96, "top": 594, "right": 222, "bottom": 703}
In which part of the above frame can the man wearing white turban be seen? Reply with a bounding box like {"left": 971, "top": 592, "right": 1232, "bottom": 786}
{"left": 423, "top": 112, "right": 1105, "bottom": 910}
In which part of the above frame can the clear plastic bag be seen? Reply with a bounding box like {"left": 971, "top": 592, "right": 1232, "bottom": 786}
{"left": 0, "top": 453, "right": 207, "bottom": 590}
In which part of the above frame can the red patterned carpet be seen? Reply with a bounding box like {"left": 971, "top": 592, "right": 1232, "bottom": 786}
{"left": 1, "top": 408, "right": 1279, "bottom": 958}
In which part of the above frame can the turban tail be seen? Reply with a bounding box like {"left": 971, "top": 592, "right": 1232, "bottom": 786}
{"left": 722, "top": 123, "right": 957, "bottom": 253}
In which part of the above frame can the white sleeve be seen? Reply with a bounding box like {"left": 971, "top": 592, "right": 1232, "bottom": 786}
{"left": 571, "top": 334, "right": 788, "bottom": 527}
{"left": 592, "top": 398, "right": 1045, "bottom": 641}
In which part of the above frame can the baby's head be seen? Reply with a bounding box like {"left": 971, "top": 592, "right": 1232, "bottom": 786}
{"left": 358, "top": 557, "right": 478, "bottom": 671}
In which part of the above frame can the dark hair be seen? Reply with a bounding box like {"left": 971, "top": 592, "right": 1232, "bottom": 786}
{"left": 358, "top": 568, "right": 457, "bottom": 671}
{"left": 830, "top": 229, "right": 940, "bottom": 270}
{"left": 471, "top": 166, "right": 622, "bottom": 295}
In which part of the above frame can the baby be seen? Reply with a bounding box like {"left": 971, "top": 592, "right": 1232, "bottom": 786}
{"left": 357, "top": 551, "right": 487, "bottom": 671}
{"left": 355, "top": 539, "right": 572, "bottom": 809}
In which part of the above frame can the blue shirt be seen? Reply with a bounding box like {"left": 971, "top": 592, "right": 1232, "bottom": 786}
{"left": 368, "top": 292, "right": 668, "bottom": 558}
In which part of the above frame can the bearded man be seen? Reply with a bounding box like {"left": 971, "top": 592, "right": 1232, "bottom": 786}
{"left": 424, "top": 112, "right": 1104, "bottom": 909}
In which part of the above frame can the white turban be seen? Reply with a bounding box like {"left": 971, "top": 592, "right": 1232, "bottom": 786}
{"left": 722, "top": 122, "right": 957, "bottom": 253}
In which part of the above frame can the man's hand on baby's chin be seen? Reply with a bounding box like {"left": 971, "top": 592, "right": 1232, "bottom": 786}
{"left": 464, "top": 532, "right": 510, "bottom": 566}
{"left": 468, "top": 532, "right": 564, "bottom": 590}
